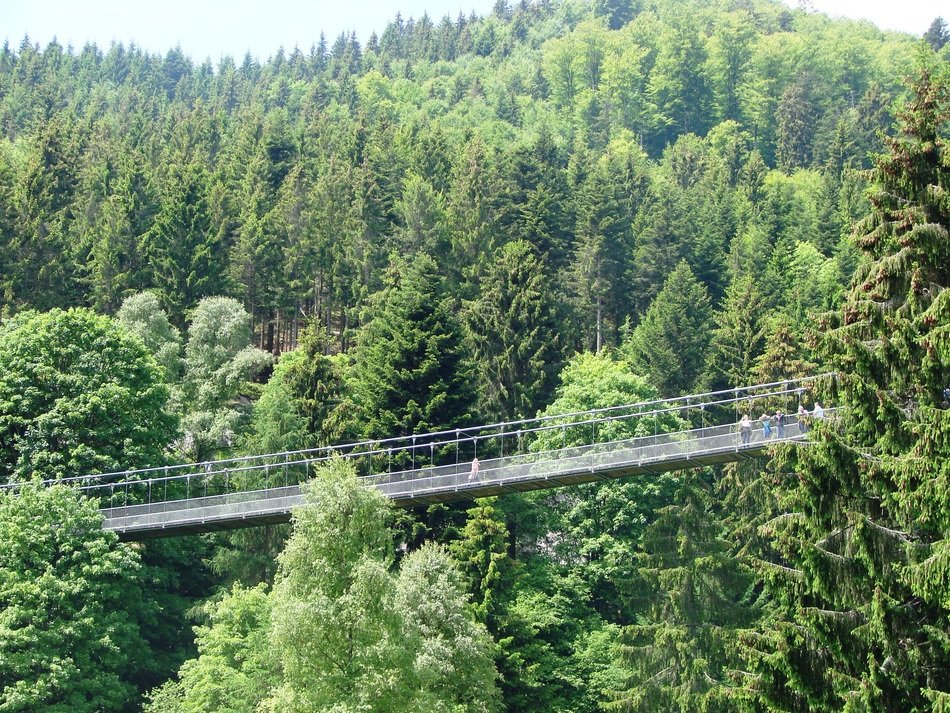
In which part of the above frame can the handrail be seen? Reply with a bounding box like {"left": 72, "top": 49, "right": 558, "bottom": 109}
{"left": 83, "top": 409, "right": 836, "bottom": 514}
{"left": 1, "top": 375, "right": 833, "bottom": 493}
{"left": 99, "top": 409, "right": 837, "bottom": 534}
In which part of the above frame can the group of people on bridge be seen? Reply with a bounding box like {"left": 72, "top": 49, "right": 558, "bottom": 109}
{"left": 738, "top": 402, "right": 824, "bottom": 446}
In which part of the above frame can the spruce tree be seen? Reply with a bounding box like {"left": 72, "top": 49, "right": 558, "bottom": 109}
{"left": 748, "top": 53, "right": 950, "bottom": 711}
{"left": 609, "top": 470, "right": 757, "bottom": 712}
{"left": 706, "top": 275, "right": 768, "bottom": 390}
{"left": 351, "top": 253, "right": 477, "bottom": 440}
{"left": 623, "top": 260, "right": 713, "bottom": 396}
{"left": 465, "top": 240, "right": 563, "bottom": 421}
{"left": 143, "top": 160, "right": 225, "bottom": 325}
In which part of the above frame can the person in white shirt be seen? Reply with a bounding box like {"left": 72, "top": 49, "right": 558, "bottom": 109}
{"left": 739, "top": 414, "right": 752, "bottom": 445}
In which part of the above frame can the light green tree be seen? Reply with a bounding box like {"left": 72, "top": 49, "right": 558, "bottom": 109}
{"left": 144, "top": 584, "right": 277, "bottom": 713}
{"left": 395, "top": 542, "right": 501, "bottom": 712}
{"left": 116, "top": 291, "right": 183, "bottom": 382}
{"left": 529, "top": 351, "right": 684, "bottom": 620}
{"left": 266, "top": 459, "right": 500, "bottom": 712}
{"left": 0, "top": 308, "right": 176, "bottom": 482}
{"left": 179, "top": 296, "right": 272, "bottom": 461}
{"left": 0, "top": 485, "right": 146, "bottom": 712}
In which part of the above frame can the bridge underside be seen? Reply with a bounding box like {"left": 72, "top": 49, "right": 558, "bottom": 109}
{"left": 104, "top": 438, "right": 784, "bottom": 539}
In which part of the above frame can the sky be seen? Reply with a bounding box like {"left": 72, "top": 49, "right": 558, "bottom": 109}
{"left": 1, "top": 0, "right": 942, "bottom": 62}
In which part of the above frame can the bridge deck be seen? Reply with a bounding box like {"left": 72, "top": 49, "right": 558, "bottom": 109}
{"left": 103, "top": 420, "right": 807, "bottom": 538}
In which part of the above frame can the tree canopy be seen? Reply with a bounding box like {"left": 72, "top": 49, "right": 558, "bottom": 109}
{"left": 0, "top": 308, "right": 176, "bottom": 482}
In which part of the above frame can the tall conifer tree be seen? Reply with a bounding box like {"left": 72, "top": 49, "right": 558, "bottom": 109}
{"left": 749, "top": 54, "right": 950, "bottom": 711}
{"left": 352, "top": 254, "right": 477, "bottom": 440}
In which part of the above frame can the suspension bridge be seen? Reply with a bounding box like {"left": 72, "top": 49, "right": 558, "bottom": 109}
{"left": 5, "top": 376, "right": 833, "bottom": 538}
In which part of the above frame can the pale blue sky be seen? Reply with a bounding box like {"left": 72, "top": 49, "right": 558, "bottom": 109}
{"left": 1, "top": 0, "right": 941, "bottom": 62}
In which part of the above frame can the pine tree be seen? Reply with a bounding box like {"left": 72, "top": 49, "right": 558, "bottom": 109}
{"left": 747, "top": 52, "right": 950, "bottom": 711}
{"left": 351, "top": 254, "right": 477, "bottom": 441}
{"left": 623, "top": 260, "right": 713, "bottom": 396}
{"left": 630, "top": 184, "right": 687, "bottom": 315}
{"left": 10, "top": 113, "right": 83, "bottom": 310}
{"left": 752, "top": 314, "right": 815, "bottom": 385}
{"left": 776, "top": 79, "right": 816, "bottom": 172}
{"left": 465, "top": 240, "right": 563, "bottom": 421}
{"left": 609, "top": 470, "right": 757, "bottom": 712}
{"left": 570, "top": 153, "right": 636, "bottom": 351}
{"left": 706, "top": 276, "right": 769, "bottom": 390}
{"left": 923, "top": 17, "right": 947, "bottom": 51}
{"left": 143, "top": 160, "right": 225, "bottom": 325}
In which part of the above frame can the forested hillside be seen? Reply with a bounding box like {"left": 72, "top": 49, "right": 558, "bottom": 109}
{"left": 0, "top": 0, "right": 948, "bottom": 710}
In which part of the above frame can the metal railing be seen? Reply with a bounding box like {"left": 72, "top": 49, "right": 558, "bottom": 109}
{"left": 1, "top": 376, "right": 834, "bottom": 517}
{"left": 99, "top": 410, "right": 835, "bottom": 533}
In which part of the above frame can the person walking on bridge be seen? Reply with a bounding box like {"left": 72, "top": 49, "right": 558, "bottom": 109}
{"left": 469, "top": 456, "right": 480, "bottom": 481}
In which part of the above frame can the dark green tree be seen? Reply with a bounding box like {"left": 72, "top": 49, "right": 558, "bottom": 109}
{"left": 595, "top": 0, "right": 638, "bottom": 30}
{"left": 747, "top": 53, "right": 950, "bottom": 711}
{"left": 706, "top": 276, "right": 769, "bottom": 389}
{"left": 776, "top": 79, "right": 816, "bottom": 172}
{"left": 9, "top": 114, "right": 83, "bottom": 310}
{"left": 623, "top": 260, "right": 713, "bottom": 396}
{"left": 609, "top": 470, "right": 758, "bottom": 712}
{"left": 752, "top": 314, "right": 815, "bottom": 385}
{"left": 570, "top": 152, "right": 637, "bottom": 351}
{"left": 923, "top": 17, "right": 947, "bottom": 51}
{"left": 351, "top": 254, "right": 477, "bottom": 440}
{"left": 465, "top": 240, "right": 563, "bottom": 421}
{"left": 143, "top": 159, "right": 225, "bottom": 325}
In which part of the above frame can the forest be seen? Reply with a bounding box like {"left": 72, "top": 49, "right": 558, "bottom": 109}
{"left": 0, "top": 0, "right": 948, "bottom": 710}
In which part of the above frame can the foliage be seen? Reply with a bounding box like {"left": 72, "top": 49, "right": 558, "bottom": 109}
{"left": 179, "top": 296, "right": 272, "bottom": 460}
{"left": 608, "top": 470, "right": 757, "bottom": 711}
{"left": 747, "top": 51, "right": 950, "bottom": 710}
{"left": 350, "top": 254, "right": 476, "bottom": 441}
{"left": 0, "top": 308, "right": 176, "bottom": 482}
{"left": 622, "top": 260, "right": 713, "bottom": 396}
{"left": 705, "top": 275, "right": 768, "bottom": 389}
{"left": 0, "top": 4, "right": 940, "bottom": 712}
{"left": 0, "top": 485, "right": 146, "bottom": 712}
{"left": 394, "top": 542, "right": 502, "bottom": 712}
{"left": 144, "top": 583, "right": 277, "bottom": 713}
{"left": 465, "top": 239, "right": 564, "bottom": 420}
{"left": 116, "top": 291, "right": 183, "bottom": 382}
{"left": 529, "top": 351, "right": 684, "bottom": 620}
{"left": 267, "top": 458, "right": 500, "bottom": 712}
